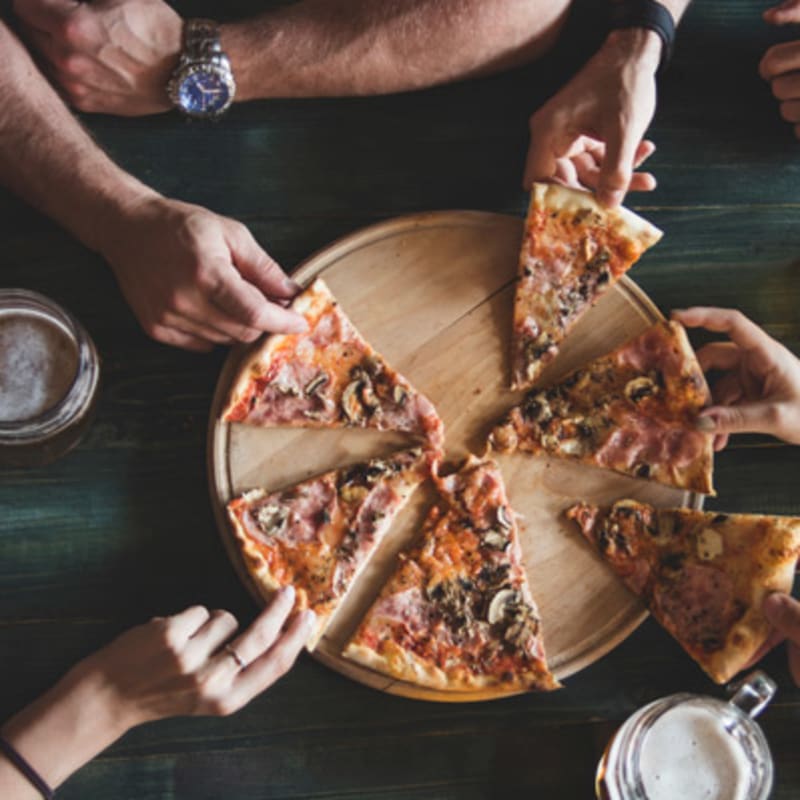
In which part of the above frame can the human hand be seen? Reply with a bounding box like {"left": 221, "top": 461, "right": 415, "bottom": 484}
{"left": 97, "top": 194, "right": 306, "bottom": 351}
{"left": 82, "top": 588, "right": 315, "bottom": 726}
{"left": 760, "top": 0, "right": 800, "bottom": 137}
{"left": 524, "top": 29, "right": 661, "bottom": 207}
{"left": 13, "top": 0, "right": 181, "bottom": 115}
{"left": 672, "top": 307, "right": 800, "bottom": 450}
{"left": 746, "top": 593, "right": 800, "bottom": 685}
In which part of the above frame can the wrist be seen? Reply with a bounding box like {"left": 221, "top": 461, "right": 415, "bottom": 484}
{"left": 1, "top": 660, "right": 132, "bottom": 789}
{"left": 603, "top": 28, "right": 662, "bottom": 73}
{"left": 220, "top": 22, "right": 251, "bottom": 102}
{"left": 90, "top": 183, "right": 164, "bottom": 260}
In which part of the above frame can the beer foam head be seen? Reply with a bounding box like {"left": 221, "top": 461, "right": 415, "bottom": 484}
{"left": 639, "top": 702, "right": 752, "bottom": 800}
{"left": 0, "top": 310, "right": 79, "bottom": 423}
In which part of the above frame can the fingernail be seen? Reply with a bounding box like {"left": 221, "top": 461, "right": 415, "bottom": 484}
{"left": 284, "top": 276, "right": 302, "bottom": 293}
{"left": 302, "top": 610, "right": 317, "bottom": 627}
{"left": 696, "top": 415, "right": 716, "bottom": 432}
{"left": 763, "top": 592, "right": 788, "bottom": 619}
{"left": 280, "top": 585, "right": 296, "bottom": 603}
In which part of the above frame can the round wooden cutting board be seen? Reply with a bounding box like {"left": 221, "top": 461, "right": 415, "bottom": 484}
{"left": 208, "top": 211, "right": 702, "bottom": 702}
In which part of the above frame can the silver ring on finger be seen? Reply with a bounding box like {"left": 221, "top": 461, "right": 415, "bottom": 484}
{"left": 224, "top": 643, "right": 247, "bottom": 670}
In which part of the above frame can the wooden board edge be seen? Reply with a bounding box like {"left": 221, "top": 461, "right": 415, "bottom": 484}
{"left": 206, "top": 211, "right": 705, "bottom": 702}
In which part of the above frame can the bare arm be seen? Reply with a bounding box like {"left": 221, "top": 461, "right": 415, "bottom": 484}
{"left": 525, "top": 0, "right": 692, "bottom": 206}
{"left": 0, "top": 592, "right": 314, "bottom": 797}
{"left": 14, "top": 0, "right": 572, "bottom": 114}
{"left": 0, "top": 20, "right": 304, "bottom": 350}
{"left": 224, "top": 0, "right": 571, "bottom": 101}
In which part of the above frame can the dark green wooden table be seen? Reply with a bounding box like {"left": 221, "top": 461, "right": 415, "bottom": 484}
{"left": 2, "top": 2, "right": 799, "bottom": 797}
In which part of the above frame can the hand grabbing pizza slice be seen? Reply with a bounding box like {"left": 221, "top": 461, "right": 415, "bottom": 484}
{"left": 567, "top": 499, "right": 800, "bottom": 683}
{"left": 513, "top": 182, "right": 662, "bottom": 390}
{"left": 491, "top": 320, "right": 715, "bottom": 495}
{"left": 344, "top": 456, "right": 559, "bottom": 693}
{"left": 223, "top": 278, "right": 444, "bottom": 451}
{"left": 227, "top": 448, "right": 433, "bottom": 650}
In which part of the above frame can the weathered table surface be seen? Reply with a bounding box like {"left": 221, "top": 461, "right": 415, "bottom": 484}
{"left": 1, "top": 2, "right": 799, "bottom": 798}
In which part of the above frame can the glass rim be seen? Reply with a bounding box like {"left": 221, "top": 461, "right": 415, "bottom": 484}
{"left": 0, "top": 288, "right": 99, "bottom": 443}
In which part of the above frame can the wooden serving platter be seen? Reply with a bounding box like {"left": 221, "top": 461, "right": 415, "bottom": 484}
{"left": 208, "top": 211, "right": 702, "bottom": 702}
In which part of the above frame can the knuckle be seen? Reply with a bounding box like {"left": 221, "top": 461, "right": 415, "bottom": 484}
{"left": 60, "top": 13, "right": 89, "bottom": 46}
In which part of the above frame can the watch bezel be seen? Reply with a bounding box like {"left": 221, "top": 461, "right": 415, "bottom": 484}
{"left": 167, "top": 61, "right": 236, "bottom": 119}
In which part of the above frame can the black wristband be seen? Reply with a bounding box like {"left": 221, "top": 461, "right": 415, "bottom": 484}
{"left": 608, "top": 0, "right": 676, "bottom": 74}
{"left": 0, "top": 735, "right": 55, "bottom": 799}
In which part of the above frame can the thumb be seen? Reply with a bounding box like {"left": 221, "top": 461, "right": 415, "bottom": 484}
{"left": 764, "top": 0, "right": 800, "bottom": 24}
{"left": 597, "top": 126, "right": 637, "bottom": 207}
{"left": 697, "top": 402, "right": 782, "bottom": 437}
{"left": 763, "top": 593, "right": 800, "bottom": 644}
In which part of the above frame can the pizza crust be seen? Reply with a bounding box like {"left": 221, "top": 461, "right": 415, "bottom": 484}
{"left": 343, "top": 639, "right": 555, "bottom": 693}
{"left": 569, "top": 501, "right": 800, "bottom": 684}
{"left": 222, "top": 278, "right": 332, "bottom": 421}
{"left": 532, "top": 182, "right": 663, "bottom": 251}
{"left": 227, "top": 449, "right": 431, "bottom": 652}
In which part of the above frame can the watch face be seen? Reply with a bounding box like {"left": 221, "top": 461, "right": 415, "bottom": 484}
{"left": 178, "top": 69, "right": 231, "bottom": 116}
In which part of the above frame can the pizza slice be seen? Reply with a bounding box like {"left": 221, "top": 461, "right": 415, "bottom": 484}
{"left": 566, "top": 499, "right": 800, "bottom": 683}
{"left": 227, "top": 447, "right": 433, "bottom": 650}
{"left": 223, "top": 278, "right": 444, "bottom": 450}
{"left": 491, "top": 320, "right": 715, "bottom": 495}
{"left": 512, "top": 182, "right": 662, "bottom": 390}
{"left": 344, "top": 456, "right": 559, "bottom": 692}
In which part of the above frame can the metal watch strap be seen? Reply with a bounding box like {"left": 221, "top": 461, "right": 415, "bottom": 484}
{"left": 183, "top": 18, "right": 224, "bottom": 62}
{"left": 608, "top": 0, "right": 676, "bottom": 74}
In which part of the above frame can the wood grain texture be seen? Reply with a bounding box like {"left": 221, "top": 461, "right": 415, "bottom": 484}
{"left": 1, "top": 0, "right": 800, "bottom": 796}
{"left": 209, "top": 212, "right": 703, "bottom": 701}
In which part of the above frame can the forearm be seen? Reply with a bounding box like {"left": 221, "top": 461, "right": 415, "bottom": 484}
{"left": 0, "top": 23, "right": 156, "bottom": 251}
{"left": 222, "top": 0, "right": 571, "bottom": 101}
{"left": 0, "top": 661, "right": 130, "bottom": 795}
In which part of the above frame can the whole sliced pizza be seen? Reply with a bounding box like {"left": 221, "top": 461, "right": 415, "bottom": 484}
{"left": 567, "top": 499, "right": 800, "bottom": 683}
{"left": 512, "top": 182, "right": 662, "bottom": 390}
{"left": 227, "top": 447, "right": 433, "bottom": 650}
{"left": 490, "top": 320, "right": 715, "bottom": 495}
{"left": 223, "top": 278, "right": 444, "bottom": 450}
{"left": 344, "top": 456, "right": 559, "bottom": 692}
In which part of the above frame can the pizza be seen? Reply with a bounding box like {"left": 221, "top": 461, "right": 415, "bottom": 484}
{"left": 227, "top": 447, "right": 433, "bottom": 650}
{"left": 490, "top": 320, "right": 715, "bottom": 495}
{"left": 512, "top": 182, "right": 662, "bottom": 390}
{"left": 344, "top": 456, "right": 559, "bottom": 692}
{"left": 566, "top": 499, "right": 800, "bottom": 683}
{"left": 223, "top": 278, "right": 444, "bottom": 451}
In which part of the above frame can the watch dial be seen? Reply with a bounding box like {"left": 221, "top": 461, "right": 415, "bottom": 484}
{"left": 179, "top": 71, "right": 231, "bottom": 115}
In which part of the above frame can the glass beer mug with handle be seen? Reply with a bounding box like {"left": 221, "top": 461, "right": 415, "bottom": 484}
{"left": 596, "top": 671, "right": 776, "bottom": 800}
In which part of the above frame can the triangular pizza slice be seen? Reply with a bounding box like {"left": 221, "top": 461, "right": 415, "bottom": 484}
{"left": 567, "top": 499, "right": 800, "bottom": 683}
{"left": 491, "top": 320, "right": 715, "bottom": 495}
{"left": 512, "top": 182, "right": 662, "bottom": 390}
{"left": 223, "top": 278, "right": 444, "bottom": 450}
{"left": 227, "top": 447, "right": 433, "bottom": 650}
{"left": 344, "top": 456, "right": 559, "bottom": 692}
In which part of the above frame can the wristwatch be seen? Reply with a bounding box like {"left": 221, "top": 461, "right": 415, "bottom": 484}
{"left": 608, "top": 0, "right": 676, "bottom": 74}
{"left": 167, "top": 19, "right": 236, "bottom": 119}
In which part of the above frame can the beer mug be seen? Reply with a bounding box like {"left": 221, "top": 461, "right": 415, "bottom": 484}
{"left": 0, "top": 289, "right": 100, "bottom": 466}
{"left": 596, "top": 671, "right": 776, "bottom": 800}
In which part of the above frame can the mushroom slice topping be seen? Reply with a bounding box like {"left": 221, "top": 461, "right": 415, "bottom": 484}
{"left": 341, "top": 381, "right": 364, "bottom": 423}
{"left": 487, "top": 588, "right": 521, "bottom": 625}
{"left": 496, "top": 505, "right": 513, "bottom": 530}
{"left": 304, "top": 373, "right": 329, "bottom": 396}
{"left": 624, "top": 376, "right": 658, "bottom": 403}
{"left": 255, "top": 504, "right": 289, "bottom": 537}
{"left": 481, "top": 529, "right": 509, "bottom": 551}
